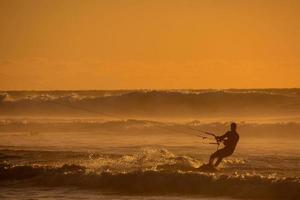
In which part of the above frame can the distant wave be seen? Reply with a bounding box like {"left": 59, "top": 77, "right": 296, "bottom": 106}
{"left": 0, "top": 163, "right": 299, "bottom": 199}
{"left": 1, "top": 89, "right": 300, "bottom": 117}
{"left": 1, "top": 118, "right": 300, "bottom": 138}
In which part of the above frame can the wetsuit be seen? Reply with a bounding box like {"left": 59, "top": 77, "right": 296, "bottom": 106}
{"left": 209, "top": 131, "right": 239, "bottom": 167}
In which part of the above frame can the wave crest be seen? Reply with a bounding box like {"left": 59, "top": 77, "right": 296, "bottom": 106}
{"left": 1, "top": 90, "right": 300, "bottom": 117}
{"left": 1, "top": 163, "right": 299, "bottom": 199}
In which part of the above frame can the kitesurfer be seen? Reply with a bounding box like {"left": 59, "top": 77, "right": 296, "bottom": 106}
{"left": 208, "top": 122, "right": 239, "bottom": 167}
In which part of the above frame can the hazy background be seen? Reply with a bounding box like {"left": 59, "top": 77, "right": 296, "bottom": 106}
{"left": 1, "top": 0, "right": 300, "bottom": 90}
{"left": 1, "top": 1, "right": 300, "bottom": 199}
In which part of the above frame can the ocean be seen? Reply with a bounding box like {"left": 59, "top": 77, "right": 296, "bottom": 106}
{"left": 0, "top": 89, "right": 300, "bottom": 199}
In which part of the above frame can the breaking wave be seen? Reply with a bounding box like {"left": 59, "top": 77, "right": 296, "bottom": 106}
{"left": 1, "top": 89, "right": 300, "bottom": 117}
{"left": 1, "top": 163, "right": 299, "bottom": 199}
{"left": 1, "top": 118, "right": 300, "bottom": 138}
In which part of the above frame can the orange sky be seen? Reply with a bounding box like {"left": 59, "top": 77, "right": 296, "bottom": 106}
{"left": 0, "top": 0, "right": 300, "bottom": 90}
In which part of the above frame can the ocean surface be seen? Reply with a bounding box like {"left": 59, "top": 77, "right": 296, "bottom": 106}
{"left": 0, "top": 89, "right": 300, "bottom": 199}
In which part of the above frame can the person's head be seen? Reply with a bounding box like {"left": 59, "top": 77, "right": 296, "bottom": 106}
{"left": 230, "top": 122, "right": 237, "bottom": 131}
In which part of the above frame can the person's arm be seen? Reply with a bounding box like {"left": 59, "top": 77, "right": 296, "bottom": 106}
{"left": 216, "top": 132, "right": 229, "bottom": 141}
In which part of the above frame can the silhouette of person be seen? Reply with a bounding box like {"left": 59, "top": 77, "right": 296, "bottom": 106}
{"left": 209, "top": 122, "right": 239, "bottom": 167}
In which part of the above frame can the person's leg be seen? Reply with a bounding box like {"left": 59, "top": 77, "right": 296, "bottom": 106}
{"left": 213, "top": 148, "right": 234, "bottom": 167}
{"left": 208, "top": 154, "right": 215, "bottom": 165}
{"left": 214, "top": 157, "right": 224, "bottom": 167}
{"left": 209, "top": 150, "right": 221, "bottom": 165}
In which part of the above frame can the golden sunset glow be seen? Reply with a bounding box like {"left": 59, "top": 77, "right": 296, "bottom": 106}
{"left": 1, "top": 0, "right": 300, "bottom": 90}
{"left": 1, "top": 2, "right": 300, "bottom": 199}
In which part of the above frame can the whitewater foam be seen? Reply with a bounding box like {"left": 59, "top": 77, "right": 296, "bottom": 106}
{"left": 1, "top": 163, "right": 299, "bottom": 199}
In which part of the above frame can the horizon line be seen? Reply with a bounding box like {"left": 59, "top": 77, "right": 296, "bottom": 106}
{"left": 1, "top": 87, "right": 300, "bottom": 92}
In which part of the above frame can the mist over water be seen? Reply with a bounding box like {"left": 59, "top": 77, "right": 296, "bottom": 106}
{"left": 1, "top": 89, "right": 300, "bottom": 199}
